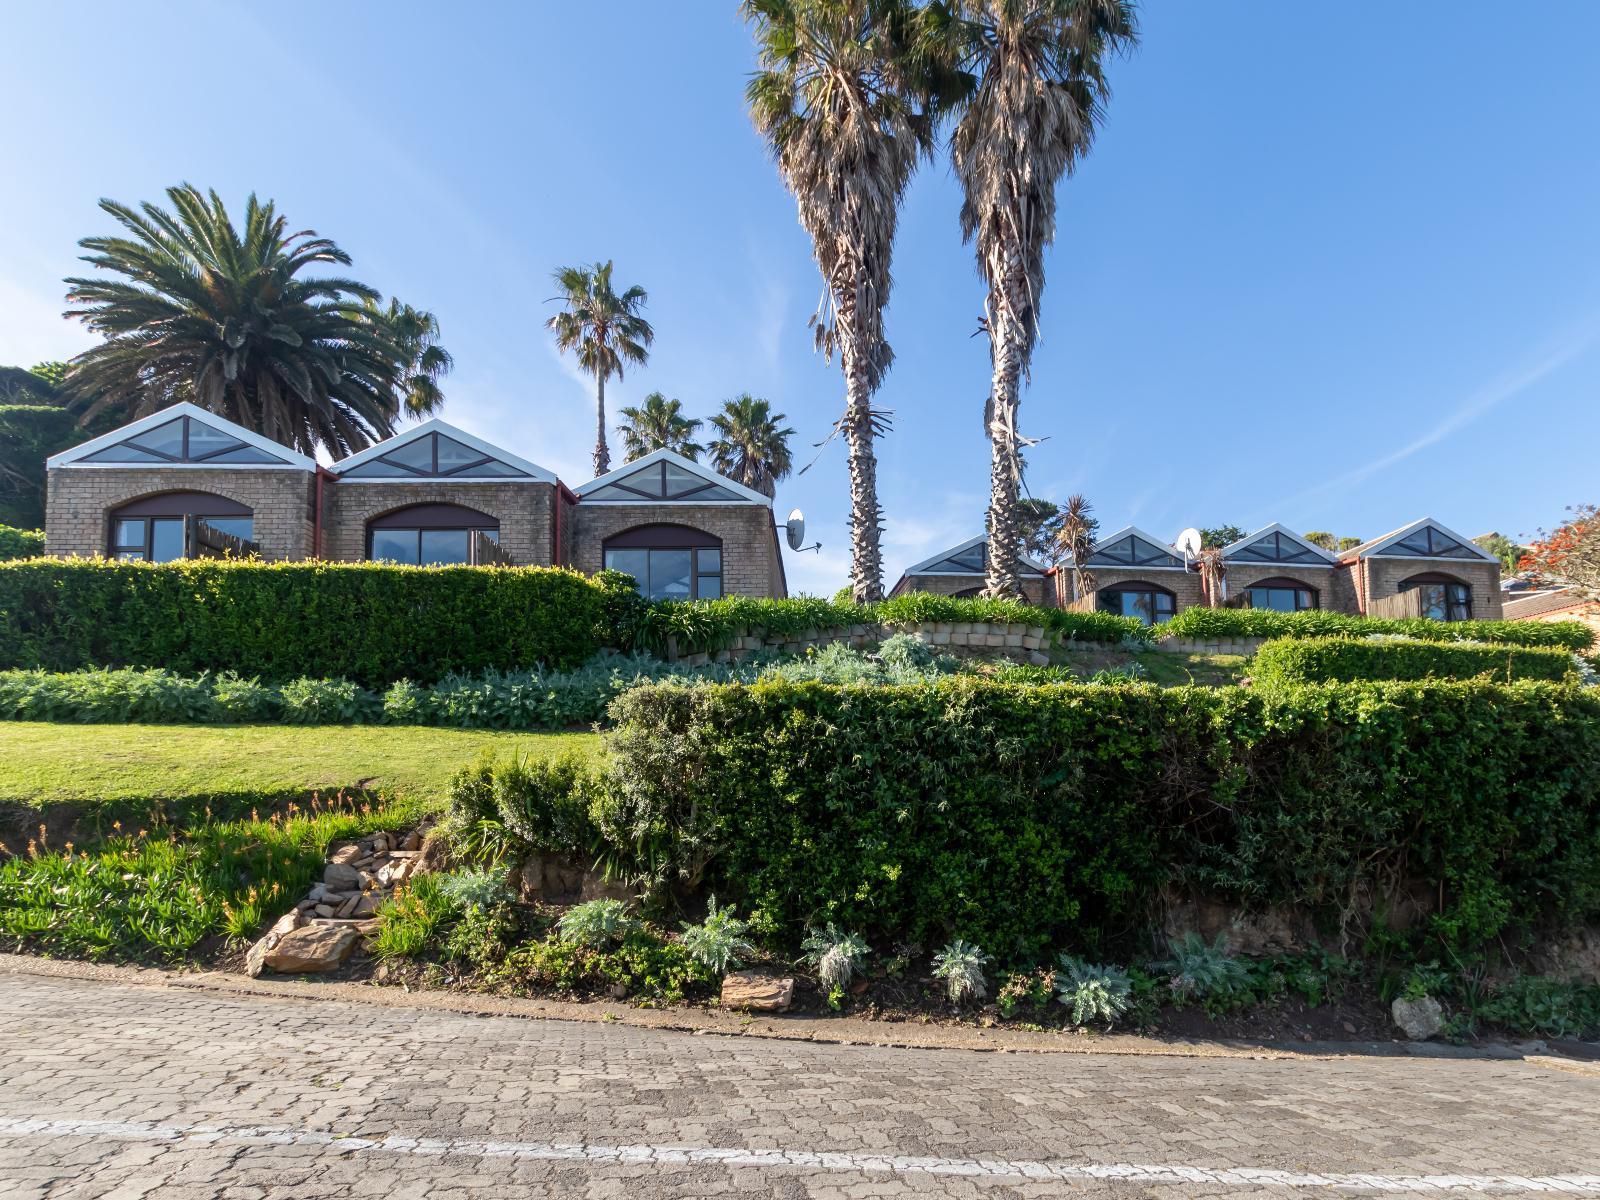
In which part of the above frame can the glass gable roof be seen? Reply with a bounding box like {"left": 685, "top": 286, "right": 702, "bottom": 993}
{"left": 917, "top": 541, "right": 1043, "bottom": 576}
{"left": 585, "top": 458, "right": 745, "bottom": 503}
{"left": 340, "top": 431, "right": 531, "bottom": 479}
{"left": 1228, "top": 530, "right": 1328, "bottom": 564}
{"left": 1384, "top": 524, "right": 1481, "bottom": 559}
{"left": 1086, "top": 533, "right": 1184, "bottom": 569}
{"left": 78, "top": 415, "right": 288, "bottom": 466}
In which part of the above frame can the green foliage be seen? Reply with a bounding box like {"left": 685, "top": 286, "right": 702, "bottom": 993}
{"left": 434, "top": 867, "right": 512, "bottom": 913}
{"left": 558, "top": 898, "right": 635, "bottom": 948}
{"left": 678, "top": 896, "right": 755, "bottom": 974}
{"left": 1055, "top": 955, "right": 1133, "bottom": 1026}
{"left": 494, "top": 927, "right": 710, "bottom": 1003}
{"left": 1471, "top": 974, "right": 1600, "bottom": 1039}
{"left": 1473, "top": 532, "right": 1529, "bottom": 573}
{"left": 1252, "top": 637, "right": 1577, "bottom": 686}
{"left": 0, "top": 559, "right": 619, "bottom": 685}
{"left": 449, "top": 751, "right": 604, "bottom": 864}
{"left": 1156, "top": 932, "right": 1249, "bottom": 1003}
{"left": 1163, "top": 604, "right": 1594, "bottom": 651}
{"left": 605, "top": 678, "right": 1600, "bottom": 957}
{"left": 931, "top": 938, "right": 991, "bottom": 1004}
{"left": 1199, "top": 525, "right": 1247, "bottom": 549}
{"left": 1, "top": 791, "right": 395, "bottom": 961}
{"left": 279, "top": 677, "right": 379, "bottom": 724}
{"left": 802, "top": 923, "right": 870, "bottom": 991}
{"left": 0, "top": 404, "right": 76, "bottom": 528}
{"left": 373, "top": 874, "right": 458, "bottom": 960}
{"left": 0, "top": 525, "right": 44, "bottom": 561}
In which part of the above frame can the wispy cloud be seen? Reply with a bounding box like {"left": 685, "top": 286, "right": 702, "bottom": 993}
{"left": 1279, "top": 313, "right": 1600, "bottom": 509}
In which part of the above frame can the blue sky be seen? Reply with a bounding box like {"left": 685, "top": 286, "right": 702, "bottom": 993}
{"left": 3, "top": 1, "right": 1597, "bottom": 593}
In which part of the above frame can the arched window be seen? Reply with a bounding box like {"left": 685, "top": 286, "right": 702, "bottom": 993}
{"left": 952, "top": 586, "right": 983, "bottom": 599}
{"left": 603, "top": 524, "right": 722, "bottom": 600}
{"left": 1096, "top": 580, "right": 1177, "bottom": 625}
{"left": 109, "top": 492, "right": 253, "bottom": 562}
{"left": 1243, "top": 576, "right": 1318, "bottom": 612}
{"left": 1400, "top": 572, "right": 1471, "bottom": 622}
{"left": 367, "top": 503, "right": 500, "bottom": 565}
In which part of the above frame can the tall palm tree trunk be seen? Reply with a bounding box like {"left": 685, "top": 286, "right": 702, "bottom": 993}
{"left": 983, "top": 240, "right": 1029, "bottom": 599}
{"left": 837, "top": 276, "right": 884, "bottom": 602}
{"left": 593, "top": 373, "right": 611, "bottom": 476}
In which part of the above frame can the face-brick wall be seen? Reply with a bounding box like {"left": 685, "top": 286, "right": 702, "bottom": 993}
{"left": 1223, "top": 564, "right": 1343, "bottom": 610}
{"left": 44, "top": 467, "right": 316, "bottom": 560}
{"left": 1360, "top": 557, "right": 1503, "bottom": 620}
{"left": 568, "top": 503, "right": 784, "bottom": 598}
{"left": 1076, "top": 567, "right": 1205, "bottom": 615}
{"left": 321, "top": 481, "right": 556, "bottom": 565}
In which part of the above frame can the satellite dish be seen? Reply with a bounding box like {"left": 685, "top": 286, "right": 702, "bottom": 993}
{"left": 785, "top": 508, "right": 806, "bottom": 551}
{"left": 1177, "top": 527, "right": 1204, "bottom": 557}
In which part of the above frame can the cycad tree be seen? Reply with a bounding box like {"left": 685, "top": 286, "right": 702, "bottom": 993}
{"left": 941, "top": 0, "right": 1137, "bottom": 597}
{"left": 546, "top": 261, "right": 653, "bottom": 476}
{"left": 618, "top": 391, "right": 704, "bottom": 462}
{"left": 744, "top": 0, "right": 945, "bottom": 599}
{"left": 708, "top": 393, "right": 795, "bottom": 498}
{"left": 62, "top": 184, "right": 410, "bottom": 457}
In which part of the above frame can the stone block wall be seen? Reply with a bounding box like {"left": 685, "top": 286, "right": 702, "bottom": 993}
{"left": 321, "top": 481, "right": 556, "bottom": 566}
{"left": 44, "top": 467, "right": 316, "bottom": 560}
{"left": 568, "top": 503, "right": 784, "bottom": 598}
{"left": 665, "top": 619, "right": 1059, "bottom": 668}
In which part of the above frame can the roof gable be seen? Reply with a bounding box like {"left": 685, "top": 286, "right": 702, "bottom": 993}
{"left": 47, "top": 402, "right": 313, "bottom": 471}
{"left": 1222, "top": 523, "right": 1336, "bottom": 567}
{"left": 1341, "top": 517, "right": 1497, "bottom": 564}
{"left": 903, "top": 535, "right": 1045, "bottom": 577}
{"left": 577, "top": 448, "right": 770, "bottom": 506}
{"left": 1083, "top": 525, "right": 1187, "bottom": 571}
{"left": 330, "top": 419, "right": 556, "bottom": 483}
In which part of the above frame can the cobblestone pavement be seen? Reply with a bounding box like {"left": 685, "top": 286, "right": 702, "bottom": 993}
{"left": 2, "top": 972, "right": 1599, "bottom": 1198}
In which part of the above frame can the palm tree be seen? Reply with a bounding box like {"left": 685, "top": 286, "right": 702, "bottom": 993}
{"left": 366, "top": 299, "right": 453, "bottom": 418}
{"left": 1055, "top": 492, "right": 1097, "bottom": 602}
{"left": 62, "top": 184, "right": 409, "bottom": 457}
{"left": 744, "top": 0, "right": 948, "bottom": 600}
{"left": 940, "top": 0, "right": 1138, "bottom": 598}
{"left": 708, "top": 394, "right": 796, "bottom": 498}
{"left": 618, "top": 392, "right": 704, "bottom": 462}
{"left": 546, "top": 261, "right": 653, "bottom": 476}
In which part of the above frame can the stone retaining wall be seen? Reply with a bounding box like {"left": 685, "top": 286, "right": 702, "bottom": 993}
{"left": 1155, "top": 636, "right": 1266, "bottom": 656}
{"left": 665, "top": 620, "right": 1061, "bottom": 668}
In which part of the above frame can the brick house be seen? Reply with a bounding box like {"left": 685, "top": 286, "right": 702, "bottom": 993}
{"left": 1047, "top": 518, "right": 1501, "bottom": 626}
{"left": 44, "top": 403, "right": 788, "bottom": 599}
{"left": 888, "top": 535, "right": 1052, "bottom": 607}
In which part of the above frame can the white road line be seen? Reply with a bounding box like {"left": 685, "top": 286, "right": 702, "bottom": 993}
{"left": 1, "top": 1115, "right": 1598, "bottom": 1194}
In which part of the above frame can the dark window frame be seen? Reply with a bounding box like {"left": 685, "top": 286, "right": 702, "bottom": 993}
{"left": 107, "top": 493, "right": 254, "bottom": 562}
{"left": 1096, "top": 581, "right": 1178, "bottom": 625}
{"left": 1243, "top": 576, "right": 1319, "bottom": 611}
{"left": 603, "top": 524, "right": 724, "bottom": 600}
{"left": 1399, "top": 572, "right": 1472, "bottom": 622}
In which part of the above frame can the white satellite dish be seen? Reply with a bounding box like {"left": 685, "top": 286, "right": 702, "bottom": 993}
{"left": 1177, "top": 527, "right": 1204, "bottom": 557}
{"left": 784, "top": 509, "right": 807, "bottom": 551}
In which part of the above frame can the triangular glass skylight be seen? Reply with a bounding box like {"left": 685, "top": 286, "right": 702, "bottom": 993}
{"left": 1086, "top": 533, "right": 1185, "bottom": 569}
{"left": 1385, "top": 524, "right": 1480, "bottom": 559}
{"left": 79, "top": 414, "right": 288, "bottom": 465}
{"left": 1228, "top": 530, "right": 1329, "bottom": 565}
{"left": 584, "top": 458, "right": 745, "bottom": 503}
{"left": 340, "top": 431, "right": 531, "bottom": 479}
{"left": 917, "top": 541, "right": 1043, "bottom": 576}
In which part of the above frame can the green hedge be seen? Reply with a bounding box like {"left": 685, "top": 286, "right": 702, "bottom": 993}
{"left": 0, "top": 559, "right": 629, "bottom": 686}
{"left": 634, "top": 592, "right": 1147, "bottom": 654}
{"left": 0, "top": 525, "right": 44, "bottom": 562}
{"left": 1161, "top": 604, "right": 1594, "bottom": 651}
{"left": 603, "top": 679, "right": 1600, "bottom": 958}
{"left": 1252, "top": 637, "right": 1578, "bottom": 685}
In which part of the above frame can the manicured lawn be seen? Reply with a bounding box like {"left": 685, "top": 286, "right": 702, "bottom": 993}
{"left": 0, "top": 723, "right": 601, "bottom": 807}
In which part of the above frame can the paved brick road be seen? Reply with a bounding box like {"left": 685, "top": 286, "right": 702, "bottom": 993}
{"left": 2, "top": 971, "right": 1598, "bottom": 1198}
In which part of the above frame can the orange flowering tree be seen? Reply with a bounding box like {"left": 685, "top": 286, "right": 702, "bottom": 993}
{"left": 1520, "top": 505, "right": 1600, "bottom": 597}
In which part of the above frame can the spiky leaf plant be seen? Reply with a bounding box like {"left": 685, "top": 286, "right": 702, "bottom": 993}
{"left": 1054, "top": 953, "right": 1131, "bottom": 1027}
{"left": 801, "top": 922, "right": 870, "bottom": 990}
{"left": 680, "top": 896, "right": 756, "bottom": 975}
{"left": 932, "top": 938, "right": 992, "bottom": 1004}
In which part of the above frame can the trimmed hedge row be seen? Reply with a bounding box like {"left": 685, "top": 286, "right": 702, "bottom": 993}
{"left": 0, "top": 525, "right": 44, "bottom": 562}
{"left": 0, "top": 559, "right": 630, "bottom": 685}
{"left": 603, "top": 679, "right": 1600, "bottom": 957}
{"left": 1161, "top": 604, "right": 1594, "bottom": 651}
{"left": 1252, "top": 637, "right": 1578, "bottom": 685}
{"left": 634, "top": 592, "right": 1149, "bottom": 653}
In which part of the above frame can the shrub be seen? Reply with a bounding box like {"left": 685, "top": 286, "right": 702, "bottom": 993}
{"left": 605, "top": 678, "right": 1600, "bottom": 957}
{"left": 434, "top": 867, "right": 512, "bottom": 912}
{"left": 1161, "top": 605, "right": 1593, "bottom": 651}
{"left": 679, "top": 896, "right": 755, "bottom": 975}
{"left": 1055, "top": 955, "right": 1132, "bottom": 1027}
{"left": 279, "top": 677, "right": 379, "bottom": 724}
{"left": 931, "top": 939, "right": 991, "bottom": 1005}
{"left": 558, "top": 898, "right": 634, "bottom": 948}
{"left": 448, "top": 752, "right": 604, "bottom": 862}
{"left": 801, "top": 923, "right": 870, "bottom": 991}
{"left": 373, "top": 874, "right": 458, "bottom": 959}
{"left": 494, "top": 928, "right": 709, "bottom": 1002}
{"left": 0, "top": 559, "right": 617, "bottom": 685}
{"left": 0, "top": 525, "right": 44, "bottom": 562}
{"left": 1156, "top": 932, "right": 1249, "bottom": 1002}
{"left": 1252, "top": 637, "right": 1577, "bottom": 685}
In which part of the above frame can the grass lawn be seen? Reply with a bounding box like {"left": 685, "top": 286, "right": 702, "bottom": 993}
{"left": 1133, "top": 651, "right": 1250, "bottom": 687}
{"left": 0, "top": 723, "right": 600, "bottom": 807}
